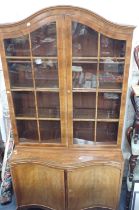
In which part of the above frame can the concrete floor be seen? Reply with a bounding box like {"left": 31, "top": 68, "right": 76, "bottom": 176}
{"left": 0, "top": 195, "right": 16, "bottom": 210}
{"left": 0, "top": 180, "right": 127, "bottom": 210}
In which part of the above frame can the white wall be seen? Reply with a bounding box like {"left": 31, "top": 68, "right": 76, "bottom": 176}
{"left": 0, "top": 0, "right": 138, "bottom": 26}
{"left": 0, "top": 0, "right": 139, "bottom": 160}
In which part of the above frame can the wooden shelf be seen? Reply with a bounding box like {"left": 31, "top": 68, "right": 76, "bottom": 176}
{"left": 72, "top": 57, "right": 125, "bottom": 60}
{"left": 16, "top": 117, "right": 60, "bottom": 120}
{"left": 96, "top": 119, "right": 119, "bottom": 122}
{"left": 73, "top": 60, "right": 98, "bottom": 64}
{"left": 11, "top": 88, "right": 34, "bottom": 91}
{"left": 11, "top": 87, "right": 59, "bottom": 92}
{"left": 16, "top": 117, "right": 36, "bottom": 120}
{"left": 73, "top": 119, "right": 95, "bottom": 121}
{"left": 6, "top": 56, "right": 58, "bottom": 60}
{"left": 73, "top": 88, "right": 96, "bottom": 92}
{"left": 98, "top": 89, "right": 122, "bottom": 93}
{"left": 36, "top": 88, "right": 59, "bottom": 92}
{"left": 73, "top": 119, "right": 119, "bottom": 122}
{"left": 7, "top": 60, "right": 31, "bottom": 63}
{"left": 73, "top": 88, "right": 122, "bottom": 93}
{"left": 11, "top": 87, "right": 122, "bottom": 93}
{"left": 39, "top": 118, "right": 60, "bottom": 120}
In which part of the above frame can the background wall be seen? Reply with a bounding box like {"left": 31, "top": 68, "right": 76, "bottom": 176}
{"left": 0, "top": 0, "right": 139, "bottom": 166}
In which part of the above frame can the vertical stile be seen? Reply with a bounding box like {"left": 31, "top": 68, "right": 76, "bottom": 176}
{"left": 64, "top": 16, "right": 73, "bottom": 146}
{"left": 57, "top": 16, "right": 68, "bottom": 145}
{"left": 94, "top": 33, "right": 101, "bottom": 143}
{"left": 28, "top": 33, "right": 41, "bottom": 142}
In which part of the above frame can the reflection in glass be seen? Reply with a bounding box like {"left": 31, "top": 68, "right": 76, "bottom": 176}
{"left": 34, "top": 59, "right": 59, "bottom": 88}
{"left": 12, "top": 91, "right": 36, "bottom": 117}
{"left": 72, "top": 60, "right": 97, "bottom": 88}
{"left": 16, "top": 120, "right": 38, "bottom": 142}
{"left": 37, "top": 92, "right": 60, "bottom": 118}
{"left": 96, "top": 122, "right": 118, "bottom": 142}
{"left": 100, "top": 35, "right": 126, "bottom": 57}
{"left": 7, "top": 60, "right": 33, "bottom": 88}
{"left": 73, "top": 121, "right": 95, "bottom": 144}
{"left": 39, "top": 120, "right": 61, "bottom": 143}
{"left": 73, "top": 93, "right": 96, "bottom": 119}
{"left": 72, "top": 22, "right": 98, "bottom": 57}
{"left": 4, "top": 35, "right": 30, "bottom": 56}
{"left": 97, "top": 93, "right": 121, "bottom": 119}
{"left": 31, "top": 22, "right": 57, "bottom": 56}
{"left": 99, "top": 59, "right": 124, "bottom": 89}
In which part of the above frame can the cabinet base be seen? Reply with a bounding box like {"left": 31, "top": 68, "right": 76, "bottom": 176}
{"left": 17, "top": 205, "right": 52, "bottom": 210}
{"left": 11, "top": 147, "right": 123, "bottom": 210}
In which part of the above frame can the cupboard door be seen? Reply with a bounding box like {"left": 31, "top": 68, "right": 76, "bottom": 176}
{"left": 67, "top": 165, "right": 121, "bottom": 210}
{"left": 11, "top": 163, "right": 65, "bottom": 210}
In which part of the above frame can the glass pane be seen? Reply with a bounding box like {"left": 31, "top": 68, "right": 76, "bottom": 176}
{"left": 72, "top": 60, "right": 97, "bottom": 88}
{"left": 73, "top": 121, "right": 95, "bottom": 144}
{"left": 31, "top": 22, "right": 57, "bottom": 56}
{"left": 100, "top": 34, "right": 126, "bottom": 57}
{"left": 39, "top": 120, "right": 61, "bottom": 143}
{"left": 99, "top": 58, "right": 124, "bottom": 89}
{"left": 16, "top": 120, "right": 38, "bottom": 142}
{"left": 37, "top": 92, "right": 60, "bottom": 118}
{"left": 7, "top": 59, "right": 33, "bottom": 88}
{"left": 72, "top": 22, "right": 98, "bottom": 57}
{"left": 34, "top": 59, "right": 58, "bottom": 88}
{"left": 73, "top": 93, "right": 96, "bottom": 119}
{"left": 12, "top": 91, "right": 36, "bottom": 117}
{"left": 96, "top": 122, "right": 118, "bottom": 142}
{"left": 97, "top": 93, "right": 121, "bottom": 119}
{"left": 4, "top": 35, "right": 30, "bottom": 56}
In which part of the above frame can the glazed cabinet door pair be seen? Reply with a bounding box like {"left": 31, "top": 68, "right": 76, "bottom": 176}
{"left": 11, "top": 162, "right": 121, "bottom": 210}
{"left": 1, "top": 14, "right": 127, "bottom": 147}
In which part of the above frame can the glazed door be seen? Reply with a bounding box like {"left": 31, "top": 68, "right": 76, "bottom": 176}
{"left": 67, "top": 164, "right": 121, "bottom": 210}
{"left": 3, "top": 16, "right": 67, "bottom": 145}
{"left": 65, "top": 17, "right": 126, "bottom": 147}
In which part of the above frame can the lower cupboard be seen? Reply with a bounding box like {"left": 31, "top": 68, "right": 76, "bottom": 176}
{"left": 10, "top": 154, "right": 123, "bottom": 210}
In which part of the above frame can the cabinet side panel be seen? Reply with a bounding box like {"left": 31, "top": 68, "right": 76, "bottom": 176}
{"left": 11, "top": 163, "right": 65, "bottom": 210}
{"left": 67, "top": 164, "right": 122, "bottom": 210}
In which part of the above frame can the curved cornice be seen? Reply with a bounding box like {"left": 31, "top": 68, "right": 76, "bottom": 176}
{"left": 0, "top": 6, "right": 135, "bottom": 39}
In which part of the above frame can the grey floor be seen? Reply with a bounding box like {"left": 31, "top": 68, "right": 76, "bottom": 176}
{"left": 0, "top": 195, "right": 16, "bottom": 209}
{"left": 0, "top": 180, "right": 127, "bottom": 210}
